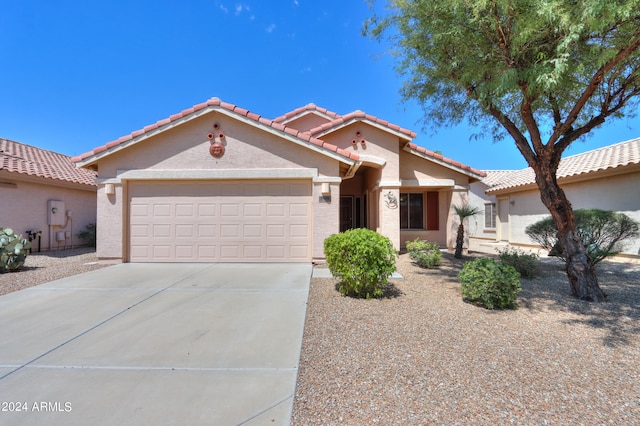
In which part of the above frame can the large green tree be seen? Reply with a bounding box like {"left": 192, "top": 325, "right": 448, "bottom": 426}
{"left": 366, "top": 0, "right": 640, "bottom": 301}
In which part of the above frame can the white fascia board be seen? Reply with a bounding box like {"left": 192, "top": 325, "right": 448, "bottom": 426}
{"left": 401, "top": 179, "right": 455, "bottom": 187}
{"left": 97, "top": 168, "right": 319, "bottom": 183}
{"left": 313, "top": 176, "right": 342, "bottom": 183}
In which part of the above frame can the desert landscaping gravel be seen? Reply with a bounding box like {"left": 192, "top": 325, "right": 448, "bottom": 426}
{"left": 0, "top": 247, "right": 109, "bottom": 296}
{"left": 292, "top": 252, "right": 640, "bottom": 425}
{"left": 2, "top": 247, "right": 638, "bottom": 424}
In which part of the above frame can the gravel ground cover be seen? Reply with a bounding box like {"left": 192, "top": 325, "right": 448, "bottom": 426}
{"left": 0, "top": 247, "right": 110, "bottom": 296}
{"left": 2, "top": 247, "right": 639, "bottom": 424}
{"left": 292, "top": 251, "right": 640, "bottom": 425}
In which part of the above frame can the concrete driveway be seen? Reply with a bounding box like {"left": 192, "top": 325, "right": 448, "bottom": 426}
{"left": 0, "top": 263, "right": 311, "bottom": 426}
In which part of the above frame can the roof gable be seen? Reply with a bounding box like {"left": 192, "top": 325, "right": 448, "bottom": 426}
{"left": 1, "top": 138, "right": 96, "bottom": 186}
{"left": 305, "top": 109, "right": 417, "bottom": 141}
{"left": 485, "top": 137, "right": 640, "bottom": 193}
{"left": 72, "top": 98, "right": 360, "bottom": 168}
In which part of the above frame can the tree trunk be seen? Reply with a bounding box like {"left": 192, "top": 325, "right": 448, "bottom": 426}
{"left": 454, "top": 224, "right": 465, "bottom": 259}
{"left": 533, "top": 162, "right": 606, "bottom": 302}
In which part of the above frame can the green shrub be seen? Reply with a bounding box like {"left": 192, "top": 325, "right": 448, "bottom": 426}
{"left": 525, "top": 209, "right": 640, "bottom": 264}
{"left": 77, "top": 223, "right": 97, "bottom": 248}
{"left": 406, "top": 238, "right": 442, "bottom": 268}
{"left": 324, "top": 228, "right": 398, "bottom": 299}
{"left": 458, "top": 257, "right": 521, "bottom": 310}
{"left": 0, "top": 227, "right": 32, "bottom": 273}
{"left": 497, "top": 246, "right": 539, "bottom": 279}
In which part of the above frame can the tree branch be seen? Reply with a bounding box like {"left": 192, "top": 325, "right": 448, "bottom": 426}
{"left": 550, "top": 31, "right": 640, "bottom": 145}
{"left": 486, "top": 103, "right": 538, "bottom": 167}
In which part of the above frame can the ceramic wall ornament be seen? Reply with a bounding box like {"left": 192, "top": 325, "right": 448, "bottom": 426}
{"left": 352, "top": 131, "right": 366, "bottom": 149}
{"left": 208, "top": 123, "right": 226, "bottom": 158}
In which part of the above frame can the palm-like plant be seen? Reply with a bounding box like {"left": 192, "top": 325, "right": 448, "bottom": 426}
{"left": 453, "top": 203, "right": 481, "bottom": 259}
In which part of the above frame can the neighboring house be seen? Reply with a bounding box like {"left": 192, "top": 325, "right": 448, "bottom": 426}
{"left": 0, "top": 138, "right": 97, "bottom": 251}
{"left": 72, "top": 98, "right": 486, "bottom": 263}
{"left": 470, "top": 137, "right": 640, "bottom": 260}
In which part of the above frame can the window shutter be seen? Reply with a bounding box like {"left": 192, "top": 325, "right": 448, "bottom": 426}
{"left": 426, "top": 191, "right": 439, "bottom": 230}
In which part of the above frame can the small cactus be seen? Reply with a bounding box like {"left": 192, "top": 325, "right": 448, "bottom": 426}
{"left": 0, "top": 227, "right": 32, "bottom": 273}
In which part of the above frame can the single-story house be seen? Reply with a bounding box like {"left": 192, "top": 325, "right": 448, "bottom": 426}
{"left": 0, "top": 138, "right": 97, "bottom": 251}
{"left": 470, "top": 137, "right": 640, "bottom": 261}
{"left": 72, "top": 98, "right": 486, "bottom": 263}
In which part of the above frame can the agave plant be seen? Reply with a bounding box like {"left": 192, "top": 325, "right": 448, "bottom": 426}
{"left": 452, "top": 204, "right": 481, "bottom": 259}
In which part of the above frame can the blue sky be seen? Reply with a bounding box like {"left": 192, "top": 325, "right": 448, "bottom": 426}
{"left": 1, "top": 0, "right": 638, "bottom": 170}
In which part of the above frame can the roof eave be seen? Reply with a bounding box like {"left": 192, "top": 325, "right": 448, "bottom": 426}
{"left": 404, "top": 144, "right": 486, "bottom": 180}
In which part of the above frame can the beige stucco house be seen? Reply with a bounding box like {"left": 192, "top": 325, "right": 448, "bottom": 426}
{"left": 73, "top": 98, "right": 486, "bottom": 263}
{"left": 470, "top": 137, "right": 640, "bottom": 261}
{"left": 0, "top": 138, "right": 97, "bottom": 251}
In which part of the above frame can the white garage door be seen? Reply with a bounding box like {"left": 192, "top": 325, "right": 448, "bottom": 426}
{"left": 128, "top": 180, "right": 312, "bottom": 262}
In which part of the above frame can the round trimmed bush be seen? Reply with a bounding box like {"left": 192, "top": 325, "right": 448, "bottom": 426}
{"left": 324, "top": 228, "right": 397, "bottom": 299}
{"left": 458, "top": 257, "right": 521, "bottom": 310}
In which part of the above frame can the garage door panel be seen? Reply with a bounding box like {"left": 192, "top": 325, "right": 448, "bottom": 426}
{"left": 129, "top": 180, "right": 311, "bottom": 262}
{"left": 198, "top": 224, "right": 216, "bottom": 238}
{"left": 175, "top": 204, "right": 194, "bottom": 217}
{"left": 289, "top": 224, "right": 309, "bottom": 238}
{"left": 175, "top": 245, "right": 194, "bottom": 259}
{"left": 175, "top": 224, "right": 194, "bottom": 238}
{"left": 153, "top": 204, "right": 172, "bottom": 216}
{"left": 153, "top": 224, "right": 172, "bottom": 238}
{"left": 198, "top": 204, "right": 217, "bottom": 217}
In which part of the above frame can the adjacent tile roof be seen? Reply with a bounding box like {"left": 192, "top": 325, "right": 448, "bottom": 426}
{"left": 0, "top": 138, "right": 96, "bottom": 186}
{"left": 486, "top": 137, "right": 640, "bottom": 193}
{"left": 72, "top": 98, "right": 360, "bottom": 164}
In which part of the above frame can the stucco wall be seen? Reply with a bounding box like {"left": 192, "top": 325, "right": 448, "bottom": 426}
{"left": 469, "top": 181, "right": 498, "bottom": 240}
{"left": 399, "top": 151, "right": 469, "bottom": 185}
{"left": 0, "top": 175, "right": 96, "bottom": 251}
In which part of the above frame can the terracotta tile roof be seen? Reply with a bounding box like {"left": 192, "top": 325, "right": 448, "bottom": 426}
{"left": 0, "top": 138, "right": 97, "bottom": 186}
{"left": 406, "top": 143, "right": 487, "bottom": 178}
{"left": 486, "top": 137, "right": 640, "bottom": 193}
{"left": 305, "top": 109, "right": 418, "bottom": 140}
{"left": 273, "top": 103, "right": 341, "bottom": 123}
{"left": 72, "top": 98, "right": 359, "bottom": 164}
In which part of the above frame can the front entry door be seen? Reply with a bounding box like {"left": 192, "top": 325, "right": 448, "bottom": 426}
{"left": 340, "top": 196, "right": 354, "bottom": 232}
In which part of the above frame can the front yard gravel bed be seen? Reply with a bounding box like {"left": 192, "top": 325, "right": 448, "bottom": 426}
{"left": 0, "top": 247, "right": 110, "bottom": 296}
{"left": 292, "top": 251, "right": 640, "bottom": 425}
{"left": 2, "top": 248, "right": 638, "bottom": 424}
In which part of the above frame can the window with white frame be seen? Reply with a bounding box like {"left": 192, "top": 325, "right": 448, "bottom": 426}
{"left": 485, "top": 202, "right": 496, "bottom": 229}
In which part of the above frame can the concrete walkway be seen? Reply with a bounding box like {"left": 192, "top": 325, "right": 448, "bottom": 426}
{"left": 0, "top": 263, "right": 311, "bottom": 426}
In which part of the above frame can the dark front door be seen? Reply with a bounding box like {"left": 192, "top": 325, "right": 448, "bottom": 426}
{"left": 340, "top": 196, "right": 354, "bottom": 232}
